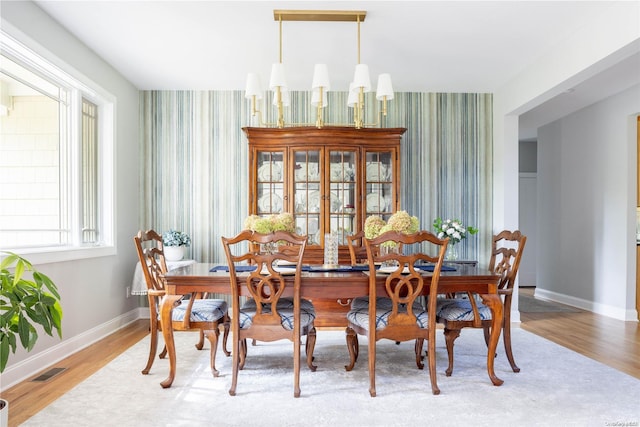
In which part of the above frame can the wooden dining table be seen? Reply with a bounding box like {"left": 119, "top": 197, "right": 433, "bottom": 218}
{"left": 160, "top": 263, "right": 504, "bottom": 389}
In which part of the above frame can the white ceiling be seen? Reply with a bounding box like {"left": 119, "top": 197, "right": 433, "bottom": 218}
{"left": 30, "top": 1, "right": 640, "bottom": 138}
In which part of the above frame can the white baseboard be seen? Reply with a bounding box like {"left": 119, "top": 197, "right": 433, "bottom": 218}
{"left": 534, "top": 288, "right": 639, "bottom": 321}
{"left": 1, "top": 308, "right": 146, "bottom": 391}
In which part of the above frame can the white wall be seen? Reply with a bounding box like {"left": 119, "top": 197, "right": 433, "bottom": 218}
{"left": 1, "top": 1, "right": 141, "bottom": 389}
{"left": 518, "top": 173, "right": 537, "bottom": 286}
{"left": 537, "top": 85, "right": 640, "bottom": 320}
{"left": 493, "top": 2, "right": 639, "bottom": 322}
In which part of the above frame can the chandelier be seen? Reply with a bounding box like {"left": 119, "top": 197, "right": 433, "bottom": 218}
{"left": 245, "top": 10, "right": 394, "bottom": 129}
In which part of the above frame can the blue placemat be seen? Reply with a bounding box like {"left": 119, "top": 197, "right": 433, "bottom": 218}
{"left": 210, "top": 265, "right": 313, "bottom": 272}
{"left": 209, "top": 264, "right": 454, "bottom": 273}
{"left": 210, "top": 265, "right": 256, "bottom": 272}
{"left": 309, "top": 265, "right": 372, "bottom": 273}
{"left": 419, "top": 265, "right": 457, "bottom": 272}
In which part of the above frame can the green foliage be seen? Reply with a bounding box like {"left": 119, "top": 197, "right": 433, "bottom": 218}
{"left": 433, "top": 217, "right": 478, "bottom": 245}
{"left": 0, "top": 252, "right": 63, "bottom": 373}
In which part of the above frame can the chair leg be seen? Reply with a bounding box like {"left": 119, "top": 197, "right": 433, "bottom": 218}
{"left": 221, "top": 315, "right": 231, "bottom": 357}
{"left": 142, "top": 320, "right": 159, "bottom": 374}
{"left": 443, "top": 327, "right": 461, "bottom": 376}
{"left": 195, "top": 329, "right": 205, "bottom": 350}
{"left": 427, "top": 331, "right": 440, "bottom": 395}
{"left": 305, "top": 328, "right": 318, "bottom": 372}
{"left": 502, "top": 307, "right": 520, "bottom": 373}
{"left": 414, "top": 338, "right": 425, "bottom": 370}
{"left": 483, "top": 325, "right": 491, "bottom": 346}
{"left": 205, "top": 327, "right": 221, "bottom": 377}
{"left": 229, "top": 332, "right": 240, "bottom": 396}
{"left": 239, "top": 338, "right": 247, "bottom": 370}
{"left": 344, "top": 327, "right": 358, "bottom": 371}
{"left": 159, "top": 345, "right": 167, "bottom": 359}
{"left": 368, "top": 334, "right": 376, "bottom": 397}
{"left": 294, "top": 336, "right": 301, "bottom": 398}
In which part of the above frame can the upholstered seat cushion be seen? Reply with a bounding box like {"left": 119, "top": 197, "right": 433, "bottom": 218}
{"left": 347, "top": 296, "right": 428, "bottom": 330}
{"left": 171, "top": 298, "right": 228, "bottom": 322}
{"left": 239, "top": 297, "right": 316, "bottom": 330}
{"left": 350, "top": 296, "right": 395, "bottom": 310}
{"left": 436, "top": 298, "right": 492, "bottom": 321}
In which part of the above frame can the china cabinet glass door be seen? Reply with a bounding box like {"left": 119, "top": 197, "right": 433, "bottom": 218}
{"left": 292, "top": 149, "right": 321, "bottom": 245}
{"left": 256, "top": 151, "right": 284, "bottom": 215}
{"left": 328, "top": 150, "right": 357, "bottom": 245}
{"left": 364, "top": 150, "right": 395, "bottom": 221}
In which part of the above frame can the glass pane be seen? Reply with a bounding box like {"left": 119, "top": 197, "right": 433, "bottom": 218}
{"left": 294, "top": 150, "right": 320, "bottom": 182}
{"left": 365, "top": 151, "right": 392, "bottom": 182}
{"left": 256, "top": 151, "right": 284, "bottom": 214}
{"left": 328, "top": 150, "right": 357, "bottom": 244}
{"left": 0, "top": 70, "right": 65, "bottom": 248}
{"left": 81, "top": 99, "right": 99, "bottom": 244}
{"left": 365, "top": 150, "right": 394, "bottom": 219}
{"left": 257, "top": 151, "right": 283, "bottom": 183}
{"left": 293, "top": 150, "right": 321, "bottom": 244}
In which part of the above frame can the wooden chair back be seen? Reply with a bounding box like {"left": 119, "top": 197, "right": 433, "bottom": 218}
{"left": 133, "top": 230, "right": 168, "bottom": 318}
{"left": 134, "top": 229, "right": 230, "bottom": 379}
{"left": 348, "top": 230, "right": 448, "bottom": 396}
{"left": 489, "top": 230, "right": 527, "bottom": 295}
{"left": 364, "top": 230, "right": 448, "bottom": 341}
{"left": 435, "top": 229, "right": 526, "bottom": 376}
{"left": 347, "top": 231, "right": 367, "bottom": 265}
{"left": 221, "top": 230, "right": 315, "bottom": 397}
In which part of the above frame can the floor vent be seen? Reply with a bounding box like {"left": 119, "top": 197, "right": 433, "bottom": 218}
{"left": 31, "top": 367, "right": 66, "bottom": 382}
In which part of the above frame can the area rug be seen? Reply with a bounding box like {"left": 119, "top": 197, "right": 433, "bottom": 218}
{"left": 519, "top": 293, "right": 581, "bottom": 313}
{"left": 23, "top": 329, "right": 639, "bottom": 427}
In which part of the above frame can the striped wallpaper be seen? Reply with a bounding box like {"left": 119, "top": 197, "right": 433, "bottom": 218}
{"left": 140, "top": 91, "right": 492, "bottom": 266}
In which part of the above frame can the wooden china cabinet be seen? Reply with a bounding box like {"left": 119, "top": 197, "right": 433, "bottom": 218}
{"left": 244, "top": 126, "right": 406, "bottom": 326}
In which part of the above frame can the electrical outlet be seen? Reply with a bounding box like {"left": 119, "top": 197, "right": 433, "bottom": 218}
{"left": 126, "top": 286, "right": 131, "bottom": 298}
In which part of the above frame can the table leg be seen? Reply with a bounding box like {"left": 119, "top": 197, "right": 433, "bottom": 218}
{"left": 479, "top": 293, "right": 504, "bottom": 386}
{"left": 159, "top": 294, "right": 181, "bottom": 388}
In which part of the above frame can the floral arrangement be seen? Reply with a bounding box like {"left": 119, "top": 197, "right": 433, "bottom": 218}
{"left": 244, "top": 213, "right": 295, "bottom": 234}
{"left": 162, "top": 229, "right": 191, "bottom": 247}
{"left": 364, "top": 210, "right": 420, "bottom": 239}
{"left": 432, "top": 218, "right": 478, "bottom": 245}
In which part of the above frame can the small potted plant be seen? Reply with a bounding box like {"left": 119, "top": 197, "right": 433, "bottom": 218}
{"left": 162, "top": 229, "right": 191, "bottom": 261}
{"left": 1, "top": 251, "right": 63, "bottom": 422}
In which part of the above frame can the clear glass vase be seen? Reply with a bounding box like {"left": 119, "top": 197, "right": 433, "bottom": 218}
{"left": 262, "top": 242, "right": 277, "bottom": 255}
{"left": 380, "top": 244, "right": 400, "bottom": 268}
{"left": 445, "top": 244, "right": 458, "bottom": 261}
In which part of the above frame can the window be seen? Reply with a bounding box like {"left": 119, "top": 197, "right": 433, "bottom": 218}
{"left": 0, "top": 31, "right": 114, "bottom": 258}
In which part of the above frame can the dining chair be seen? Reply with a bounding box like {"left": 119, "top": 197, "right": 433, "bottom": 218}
{"left": 436, "top": 230, "right": 526, "bottom": 375}
{"left": 347, "top": 231, "right": 367, "bottom": 265}
{"left": 134, "top": 230, "right": 230, "bottom": 378}
{"left": 221, "top": 230, "right": 317, "bottom": 398}
{"left": 345, "top": 230, "right": 449, "bottom": 396}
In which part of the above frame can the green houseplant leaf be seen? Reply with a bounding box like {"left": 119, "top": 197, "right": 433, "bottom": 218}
{"left": 0, "top": 251, "right": 63, "bottom": 373}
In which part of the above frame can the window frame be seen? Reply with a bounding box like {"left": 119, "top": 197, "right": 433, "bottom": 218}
{"left": 0, "top": 30, "right": 116, "bottom": 264}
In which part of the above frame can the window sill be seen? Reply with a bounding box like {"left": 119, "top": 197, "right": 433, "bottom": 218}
{"left": 3, "top": 245, "right": 116, "bottom": 265}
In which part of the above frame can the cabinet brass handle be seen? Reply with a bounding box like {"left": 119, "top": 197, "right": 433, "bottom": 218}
{"left": 337, "top": 298, "right": 352, "bottom": 307}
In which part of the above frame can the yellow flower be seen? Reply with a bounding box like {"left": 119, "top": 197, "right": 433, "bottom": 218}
{"left": 365, "top": 211, "right": 420, "bottom": 239}
{"left": 364, "top": 215, "right": 387, "bottom": 239}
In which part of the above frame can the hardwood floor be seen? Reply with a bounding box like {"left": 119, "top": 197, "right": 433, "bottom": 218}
{"left": 519, "top": 288, "right": 640, "bottom": 380}
{"left": 0, "top": 320, "right": 150, "bottom": 427}
{"left": 1, "top": 291, "right": 639, "bottom": 426}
